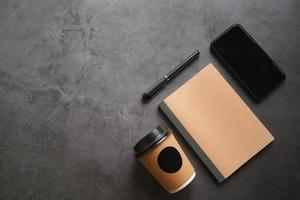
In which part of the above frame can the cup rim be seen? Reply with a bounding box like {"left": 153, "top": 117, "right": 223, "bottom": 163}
{"left": 133, "top": 124, "right": 169, "bottom": 157}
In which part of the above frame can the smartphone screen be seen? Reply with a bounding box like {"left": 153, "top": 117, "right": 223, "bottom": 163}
{"left": 211, "top": 24, "right": 285, "bottom": 100}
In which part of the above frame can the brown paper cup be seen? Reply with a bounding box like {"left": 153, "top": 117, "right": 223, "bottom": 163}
{"left": 134, "top": 124, "right": 195, "bottom": 193}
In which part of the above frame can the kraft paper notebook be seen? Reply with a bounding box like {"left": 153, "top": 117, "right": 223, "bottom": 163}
{"left": 159, "top": 63, "right": 274, "bottom": 182}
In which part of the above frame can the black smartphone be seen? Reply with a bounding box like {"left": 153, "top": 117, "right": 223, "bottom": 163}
{"left": 210, "top": 24, "right": 286, "bottom": 100}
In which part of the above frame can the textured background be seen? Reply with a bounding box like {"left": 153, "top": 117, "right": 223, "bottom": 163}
{"left": 0, "top": 0, "right": 299, "bottom": 199}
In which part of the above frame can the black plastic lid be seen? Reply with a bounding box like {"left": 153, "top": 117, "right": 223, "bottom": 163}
{"left": 134, "top": 124, "right": 169, "bottom": 157}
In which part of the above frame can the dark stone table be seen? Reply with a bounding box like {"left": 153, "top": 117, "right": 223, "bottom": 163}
{"left": 0, "top": 0, "right": 299, "bottom": 199}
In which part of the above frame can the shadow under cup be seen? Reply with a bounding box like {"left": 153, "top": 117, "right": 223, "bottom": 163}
{"left": 134, "top": 124, "right": 196, "bottom": 193}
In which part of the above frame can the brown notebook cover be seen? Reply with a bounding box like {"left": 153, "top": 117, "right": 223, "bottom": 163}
{"left": 159, "top": 63, "right": 274, "bottom": 182}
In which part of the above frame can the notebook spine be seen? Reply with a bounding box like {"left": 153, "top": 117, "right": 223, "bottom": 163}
{"left": 159, "top": 101, "right": 225, "bottom": 182}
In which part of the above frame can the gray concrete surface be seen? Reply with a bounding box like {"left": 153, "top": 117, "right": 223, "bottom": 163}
{"left": 0, "top": 0, "right": 299, "bottom": 199}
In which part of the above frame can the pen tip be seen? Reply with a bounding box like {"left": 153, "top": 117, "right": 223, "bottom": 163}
{"left": 142, "top": 93, "right": 150, "bottom": 100}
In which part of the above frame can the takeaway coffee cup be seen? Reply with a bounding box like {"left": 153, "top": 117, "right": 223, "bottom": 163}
{"left": 134, "top": 124, "right": 195, "bottom": 193}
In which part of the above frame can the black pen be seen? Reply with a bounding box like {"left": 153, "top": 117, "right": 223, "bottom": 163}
{"left": 142, "top": 50, "right": 200, "bottom": 100}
